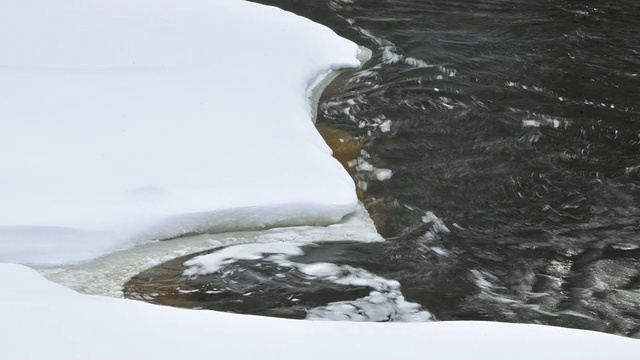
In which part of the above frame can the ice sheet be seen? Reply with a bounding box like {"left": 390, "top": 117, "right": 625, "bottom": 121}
{"left": 0, "top": 0, "right": 364, "bottom": 266}
{"left": 39, "top": 204, "right": 382, "bottom": 298}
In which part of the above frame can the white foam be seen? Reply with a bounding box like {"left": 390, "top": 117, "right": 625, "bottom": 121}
{"left": 379, "top": 119, "right": 392, "bottom": 132}
{"left": 421, "top": 212, "right": 451, "bottom": 241}
{"left": 180, "top": 228, "right": 430, "bottom": 322}
{"left": 307, "top": 289, "right": 434, "bottom": 322}
{"left": 303, "top": 263, "right": 433, "bottom": 322}
{"left": 349, "top": 157, "right": 394, "bottom": 182}
{"left": 184, "top": 242, "right": 305, "bottom": 277}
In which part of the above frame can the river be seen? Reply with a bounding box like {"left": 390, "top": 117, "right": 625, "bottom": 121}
{"left": 126, "top": 0, "right": 640, "bottom": 337}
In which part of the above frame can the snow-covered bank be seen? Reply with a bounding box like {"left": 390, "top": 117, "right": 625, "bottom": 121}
{"left": 1, "top": 263, "right": 638, "bottom": 360}
{"left": 1, "top": 0, "right": 639, "bottom": 356}
{"left": 0, "top": 0, "right": 365, "bottom": 266}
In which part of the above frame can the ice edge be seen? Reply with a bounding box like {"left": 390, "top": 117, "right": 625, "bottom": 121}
{"left": 308, "top": 46, "right": 372, "bottom": 124}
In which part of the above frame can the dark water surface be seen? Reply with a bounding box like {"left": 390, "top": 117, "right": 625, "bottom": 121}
{"left": 127, "top": 0, "right": 640, "bottom": 337}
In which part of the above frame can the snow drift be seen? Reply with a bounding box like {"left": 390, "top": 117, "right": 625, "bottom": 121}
{"left": 1, "top": 264, "right": 638, "bottom": 360}
{"left": 0, "top": 0, "right": 364, "bottom": 265}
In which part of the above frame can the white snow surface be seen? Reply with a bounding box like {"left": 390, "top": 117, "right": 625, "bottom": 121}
{"left": 1, "top": 263, "right": 639, "bottom": 360}
{"left": 1, "top": 1, "right": 639, "bottom": 357}
{"left": 0, "top": 0, "right": 364, "bottom": 266}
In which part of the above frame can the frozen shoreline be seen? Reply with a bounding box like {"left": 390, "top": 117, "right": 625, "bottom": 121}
{"left": 2, "top": 263, "right": 638, "bottom": 360}
{"left": 28, "top": 15, "right": 377, "bottom": 298}
{"left": 0, "top": 0, "right": 366, "bottom": 266}
{"left": 0, "top": 0, "right": 638, "bottom": 358}
{"left": 39, "top": 205, "right": 382, "bottom": 298}
{"left": 307, "top": 46, "right": 372, "bottom": 124}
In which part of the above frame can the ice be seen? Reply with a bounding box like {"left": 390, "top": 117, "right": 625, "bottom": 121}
{"left": 183, "top": 242, "right": 305, "bottom": 277}
{"left": 39, "top": 204, "right": 382, "bottom": 297}
{"left": 1, "top": 264, "right": 638, "bottom": 360}
{"left": 421, "top": 211, "right": 451, "bottom": 234}
{"left": 307, "top": 289, "right": 434, "bottom": 322}
{"left": 2, "top": 1, "right": 640, "bottom": 356}
{"left": 0, "top": 0, "right": 365, "bottom": 266}
{"left": 421, "top": 211, "right": 451, "bottom": 241}
{"left": 374, "top": 168, "right": 394, "bottom": 181}
{"left": 349, "top": 157, "right": 393, "bottom": 182}
{"left": 298, "top": 262, "right": 343, "bottom": 277}
{"left": 379, "top": 119, "right": 392, "bottom": 132}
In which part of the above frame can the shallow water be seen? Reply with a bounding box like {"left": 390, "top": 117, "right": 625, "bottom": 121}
{"left": 125, "top": 0, "right": 640, "bottom": 337}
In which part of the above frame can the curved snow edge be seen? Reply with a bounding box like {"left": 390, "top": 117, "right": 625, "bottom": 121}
{"left": 0, "top": 0, "right": 370, "bottom": 266}
{"left": 307, "top": 46, "right": 373, "bottom": 123}
{"left": 1, "top": 263, "right": 638, "bottom": 360}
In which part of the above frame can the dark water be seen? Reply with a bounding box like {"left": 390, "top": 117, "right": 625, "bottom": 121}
{"left": 126, "top": 0, "right": 640, "bottom": 337}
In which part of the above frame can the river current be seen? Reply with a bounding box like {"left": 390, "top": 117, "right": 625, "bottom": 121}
{"left": 125, "top": 0, "right": 640, "bottom": 337}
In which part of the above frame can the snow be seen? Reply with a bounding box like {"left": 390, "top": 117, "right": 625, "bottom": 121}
{"left": 1, "top": 263, "right": 638, "bottom": 360}
{"left": 0, "top": 0, "right": 366, "bottom": 266}
{"left": 1, "top": 0, "right": 639, "bottom": 357}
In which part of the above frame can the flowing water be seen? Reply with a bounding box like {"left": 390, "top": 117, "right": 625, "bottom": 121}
{"left": 125, "top": 0, "right": 640, "bottom": 337}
